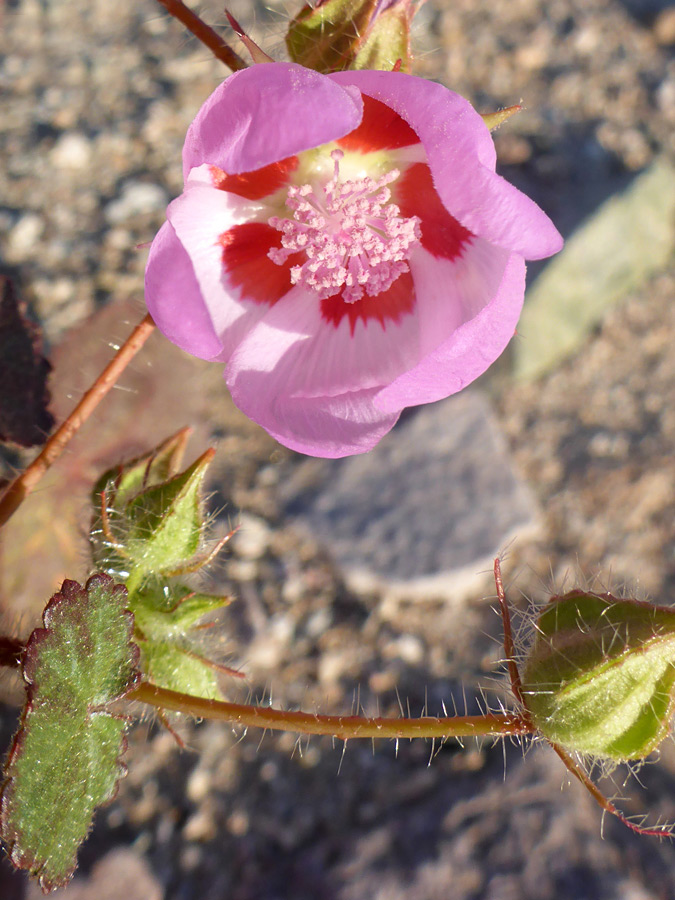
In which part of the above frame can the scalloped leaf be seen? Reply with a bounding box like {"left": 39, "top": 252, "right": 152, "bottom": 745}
{"left": 0, "top": 575, "right": 140, "bottom": 892}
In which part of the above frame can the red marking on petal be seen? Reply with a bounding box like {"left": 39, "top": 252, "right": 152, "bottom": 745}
{"left": 219, "top": 223, "right": 303, "bottom": 305}
{"left": 210, "top": 156, "right": 298, "bottom": 200}
{"left": 396, "top": 163, "right": 473, "bottom": 260}
{"left": 320, "top": 270, "right": 415, "bottom": 333}
{"left": 337, "top": 96, "right": 420, "bottom": 153}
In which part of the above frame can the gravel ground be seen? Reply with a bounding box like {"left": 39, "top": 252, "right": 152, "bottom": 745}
{"left": 1, "top": 0, "right": 675, "bottom": 897}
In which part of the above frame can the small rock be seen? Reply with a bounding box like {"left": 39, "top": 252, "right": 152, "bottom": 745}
{"left": 282, "top": 391, "right": 540, "bottom": 601}
{"left": 104, "top": 181, "right": 168, "bottom": 224}
{"left": 232, "top": 513, "right": 271, "bottom": 560}
{"left": 654, "top": 6, "right": 675, "bottom": 46}
{"left": 49, "top": 132, "right": 92, "bottom": 170}
{"left": 6, "top": 213, "right": 44, "bottom": 259}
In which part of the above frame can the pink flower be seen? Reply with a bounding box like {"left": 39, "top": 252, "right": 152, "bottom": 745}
{"left": 145, "top": 63, "right": 562, "bottom": 457}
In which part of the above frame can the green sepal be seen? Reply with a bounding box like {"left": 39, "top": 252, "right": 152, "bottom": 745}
{"left": 481, "top": 105, "right": 521, "bottom": 132}
{"left": 352, "top": 2, "right": 411, "bottom": 72}
{"left": 286, "top": 0, "right": 415, "bottom": 73}
{"left": 121, "top": 448, "right": 215, "bottom": 581}
{"left": 139, "top": 640, "right": 222, "bottom": 700}
{"left": 90, "top": 428, "right": 192, "bottom": 573}
{"left": 0, "top": 575, "right": 140, "bottom": 891}
{"left": 522, "top": 590, "right": 675, "bottom": 761}
{"left": 132, "top": 584, "right": 233, "bottom": 699}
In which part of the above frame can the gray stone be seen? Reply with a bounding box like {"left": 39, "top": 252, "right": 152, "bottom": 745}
{"left": 514, "top": 159, "right": 675, "bottom": 381}
{"left": 104, "top": 180, "right": 168, "bottom": 225}
{"left": 281, "top": 391, "right": 540, "bottom": 600}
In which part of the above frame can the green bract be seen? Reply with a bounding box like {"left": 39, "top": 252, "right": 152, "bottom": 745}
{"left": 133, "top": 584, "right": 233, "bottom": 699}
{"left": 522, "top": 590, "right": 675, "bottom": 761}
{"left": 90, "top": 432, "right": 233, "bottom": 699}
{"left": 0, "top": 575, "right": 139, "bottom": 891}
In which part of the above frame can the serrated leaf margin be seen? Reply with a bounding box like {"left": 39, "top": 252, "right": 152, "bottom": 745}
{"left": 0, "top": 574, "right": 141, "bottom": 892}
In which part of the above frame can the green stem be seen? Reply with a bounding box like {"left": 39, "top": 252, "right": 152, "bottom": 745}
{"left": 130, "top": 681, "right": 533, "bottom": 741}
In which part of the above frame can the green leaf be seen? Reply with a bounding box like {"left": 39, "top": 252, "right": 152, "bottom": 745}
{"left": 514, "top": 159, "right": 675, "bottom": 381}
{"left": 139, "top": 640, "right": 223, "bottom": 700}
{"left": 0, "top": 575, "right": 140, "bottom": 891}
{"left": 522, "top": 590, "right": 675, "bottom": 761}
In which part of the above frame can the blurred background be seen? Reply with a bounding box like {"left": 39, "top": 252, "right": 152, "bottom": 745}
{"left": 1, "top": 0, "right": 675, "bottom": 896}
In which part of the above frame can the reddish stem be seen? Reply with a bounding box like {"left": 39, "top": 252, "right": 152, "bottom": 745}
{"left": 493, "top": 558, "right": 528, "bottom": 713}
{"left": 156, "top": 0, "right": 247, "bottom": 71}
{"left": 131, "top": 681, "right": 534, "bottom": 741}
{"left": 0, "top": 313, "right": 156, "bottom": 529}
{"left": 551, "top": 743, "right": 673, "bottom": 839}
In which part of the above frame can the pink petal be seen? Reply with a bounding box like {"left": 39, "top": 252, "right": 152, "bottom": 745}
{"left": 375, "top": 253, "right": 526, "bottom": 412}
{"left": 144, "top": 220, "right": 223, "bottom": 360}
{"left": 319, "top": 271, "right": 416, "bottom": 332}
{"left": 336, "top": 95, "right": 420, "bottom": 153}
{"left": 219, "top": 222, "right": 301, "bottom": 306}
{"left": 331, "top": 70, "right": 563, "bottom": 260}
{"left": 210, "top": 156, "right": 299, "bottom": 200}
{"left": 183, "top": 63, "right": 363, "bottom": 182}
{"left": 166, "top": 177, "right": 277, "bottom": 361}
{"left": 225, "top": 287, "right": 410, "bottom": 456}
{"left": 396, "top": 162, "right": 473, "bottom": 261}
{"left": 228, "top": 282, "right": 419, "bottom": 397}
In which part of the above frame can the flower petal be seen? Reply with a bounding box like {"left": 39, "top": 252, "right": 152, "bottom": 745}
{"left": 225, "top": 287, "right": 407, "bottom": 456}
{"left": 396, "top": 162, "right": 472, "bottom": 260}
{"left": 144, "top": 220, "right": 223, "bottom": 360}
{"left": 375, "top": 253, "right": 526, "bottom": 412}
{"left": 228, "top": 280, "right": 419, "bottom": 398}
{"left": 331, "top": 70, "right": 563, "bottom": 260}
{"left": 336, "top": 95, "right": 420, "bottom": 153}
{"left": 167, "top": 179, "right": 279, "bottom": 360}
{"left": 183, "top": 63, "right": 363, "bottom": 181}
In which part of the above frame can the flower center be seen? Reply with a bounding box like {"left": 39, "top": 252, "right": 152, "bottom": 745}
{"left": 267, "top": 150, "right": 421, "bottom": 303}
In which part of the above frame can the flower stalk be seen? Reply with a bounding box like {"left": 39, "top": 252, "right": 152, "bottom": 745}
{"left": 130, "top": 681, "right": 533, "bottom": 741}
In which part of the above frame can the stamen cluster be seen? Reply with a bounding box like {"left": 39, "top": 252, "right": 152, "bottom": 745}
{"left": 268, "top": 151, "right": 420, "bottom": 303}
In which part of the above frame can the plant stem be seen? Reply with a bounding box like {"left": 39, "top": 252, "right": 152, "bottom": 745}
{"left": 0, "top": 313, "right": 156, "bottom": 530}
{"left": 131, "top": 681, "right": 533, "bottom": 741}
{"left": 156, "top": 0, "right": 247, "bottom": 71}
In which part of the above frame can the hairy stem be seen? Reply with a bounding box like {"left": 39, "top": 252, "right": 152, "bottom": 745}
{"left": 131, "top": 681, "right": 534, "bottom": 741}
{"left": 0, "top": 313, "right": 156, "bottom": 529}
{"left": 156, "top": 0, "right": 247, "bottom": 71}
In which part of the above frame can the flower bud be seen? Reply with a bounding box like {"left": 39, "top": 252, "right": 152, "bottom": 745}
{"left": 521, "top": 590, "right": 675, "bottom": 761}
{"left": 286, "top": 0, "right": 418, "bottom": 73}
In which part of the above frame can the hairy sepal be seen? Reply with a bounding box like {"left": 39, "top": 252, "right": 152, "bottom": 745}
{"left": 133, "top": 584, "right": 233, "bottom": 699}
{"left": 286, "top": 0, "right": 415, "bottom": 73}
{"left": 522, "top": 590, "right": 675, "bottom": 761}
